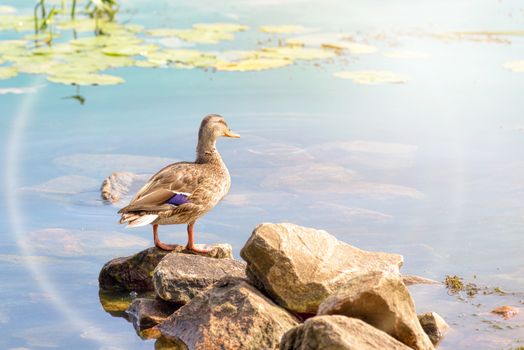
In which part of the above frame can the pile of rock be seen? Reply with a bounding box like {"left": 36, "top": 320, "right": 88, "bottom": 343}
{"left": 98, "top": 223, "right": 449, "bottom": 350}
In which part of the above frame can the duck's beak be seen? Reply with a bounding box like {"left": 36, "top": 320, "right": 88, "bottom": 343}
{"left": 224, "top": 130, "right": 240, "bottom": 138}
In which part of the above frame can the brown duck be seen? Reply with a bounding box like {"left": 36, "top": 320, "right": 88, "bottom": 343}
{"left": 118, "top": 114, "right": 240, "bottom": 253}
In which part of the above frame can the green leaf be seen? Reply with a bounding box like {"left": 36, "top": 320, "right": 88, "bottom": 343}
{"left": 47, "top": 72, "right": 124, "bottom": 86}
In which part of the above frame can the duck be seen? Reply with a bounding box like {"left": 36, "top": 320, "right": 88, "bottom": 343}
{"left": 118, "top": 114, "right": 240, "bottom": 253}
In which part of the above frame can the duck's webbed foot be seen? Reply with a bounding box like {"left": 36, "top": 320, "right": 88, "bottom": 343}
{"left": 186, "top": 243, "right": 212, "bottom": 253}
{"left": 186, "top": 222, "right": 213, "bottom": 253}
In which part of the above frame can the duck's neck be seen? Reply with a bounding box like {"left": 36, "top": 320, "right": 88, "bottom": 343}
{"left": 196, "top": 136, "right": 223, "bottom": 164}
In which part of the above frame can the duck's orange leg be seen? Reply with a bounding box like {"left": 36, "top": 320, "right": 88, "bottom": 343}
{"left": 153, "top": 224, "right": 178, "bottom": 251}
{"left": 186, "top": 222, "right": 212, "bottom": 253}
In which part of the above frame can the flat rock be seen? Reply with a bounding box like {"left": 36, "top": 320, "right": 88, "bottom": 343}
{"left": 418, "top": 312, "right": 450, "bottom": 345}
{"left": 159, "top": 277, "right": 299, "bottom": 350}
{"left": 318, "top": 271, "right": 434, "bottom": 350}
{"left": 402, "top": 275, "right": 441, "bottom": 286}
{"left": 99, "top": 245, "right": 233, "bottom": 292}
{"left": 153, "top": 253, "right": 246, "bottom": 304}
{"left": 127, "top": 297, "right": 179, "bottom": 329}
{"left": 240, "top": 222, "right": 403, "bottom": 313}
{"left": 280, "top": 315, "right": 411, "bottom": 350}
{"left": 101, "top": 172, "right": 146, "bottom": 203}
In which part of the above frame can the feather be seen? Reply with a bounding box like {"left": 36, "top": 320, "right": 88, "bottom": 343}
{"left": 166, "top": 193, "right": 190, "bottom": 206}
{"left": 126, "top": 214, "right": 158, "bottom": 228}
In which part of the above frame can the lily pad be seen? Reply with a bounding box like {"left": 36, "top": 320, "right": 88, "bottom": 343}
{"left": 144, "top": 49, "right": 216, "bottom": 68}
{"left": 147, "top": 24, "right": 242, "bottom": 44}
{"left": 503, "top": 60, "right": 524, "bottom": 72}
{"left": 215, "top": 58, "right": 292, "bottom": 71}
{"left": 32, "top": 43, "right": 77, "bottom": 56}
{"left": 192, "top": 23, "right": 249, "bottom": 32}
{"left": 0, "top": 66, "right": 18, "bottom": 79}
{"left": 260, "top": 25, "right": 310, "bottom": 34}
{"left": 47, "top": 73, "right": 124, "bottom": 86}
{"left": 333, "top": 70, "right": 408, "bottom": 85}
{"left": 172, "top": 29, "right": 234, "bottom": 44}
{"left": 102, "top": 44, "right": 158, "bottom": 56}
{"left": 0, "top": 40, "right": 28, "bottom": 54}
{"left": 260, "top": 46, "right": 336, "bottom": 60}
{"left": 0, "top": 15, "right": 33, "bottom": 32}
{"left": 288, "top": 33, "right": 377, "bottom": 54}
{"left": 17, "top": 60, "right": 61, "bottom": 74}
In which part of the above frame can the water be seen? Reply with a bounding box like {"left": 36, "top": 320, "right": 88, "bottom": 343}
{"left": 1, "top": 0, "right": 524, "bottom": 349}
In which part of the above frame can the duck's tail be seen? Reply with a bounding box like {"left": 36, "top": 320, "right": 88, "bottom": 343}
{"left": 119, "top": 213, "right": 158, "bottom": 228}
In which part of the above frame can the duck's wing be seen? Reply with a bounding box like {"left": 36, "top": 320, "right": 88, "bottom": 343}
{"left": 118, "top": 162, "right": 202, "bottom": 214}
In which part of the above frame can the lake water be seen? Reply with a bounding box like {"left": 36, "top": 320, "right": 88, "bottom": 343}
{"left": 1, "top": 0, "right": 524, "bottom": 349}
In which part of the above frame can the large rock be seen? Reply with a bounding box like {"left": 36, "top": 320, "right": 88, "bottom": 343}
{"left": 126, "top": 297, "right": 179, "bottom": 329}
{"left": 153, "top": 253, "right": 247, "bottom": 303}
{"left": 99, "top": 245, "right": 233, "bottom": 292}
{"left": 280, "top": 315, "right": 411, "bottom": 350}
{"left": 159, "top": 277, "right": 299, "bottom": 350}
{"left": 240, "top": 223, "right": 403, "bottom": 313}
{"left": 418, "top": 312, "right": 449, "bottom": 345}
{"left": 318, "top": 271, "right": 434, "bottom": 350}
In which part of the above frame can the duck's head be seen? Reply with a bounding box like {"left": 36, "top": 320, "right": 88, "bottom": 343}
{"left": 199, "top": 114, "right": 240, "bottom": 141}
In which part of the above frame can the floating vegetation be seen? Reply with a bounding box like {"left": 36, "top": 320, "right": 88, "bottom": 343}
{"left": 215, "top": 58, "right": 292, "bottom": 71}
{"left": 444, "top": 275, "right": 465, "bottom": 293}
{"left": 148, "top": 23, "right": 248, "bottom": 44}
{"left": 444, "top": 275, "right": 518, "bottom": 302}
{"left": 0, "top": 66, "right": 18, "bottom": 80}
{"left": 287, "top": 33, "right": 377, "bottom": 54}
{"left": 0, "top": 3, "right": 419, "bottom": 90}
{"left": 333, "top": 70, "right": 408, "bottom": 85}
{"left": 259, "top": 46, "right": 336, "bottom": 60}
{"left": 260, "top": 25, "right": 310, "bottom": 34}
{"left": 503, "top": 61, "right": 524, "bottom": 73}
{"left": 47, "top": 72, "right": 124, "bottom": 86}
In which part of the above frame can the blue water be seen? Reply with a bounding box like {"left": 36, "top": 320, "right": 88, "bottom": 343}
{"left": 2, "top": 0, "right": 524, "bottom": 349}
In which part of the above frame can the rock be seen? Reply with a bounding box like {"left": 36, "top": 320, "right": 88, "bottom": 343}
{"left": 99, "top": 245, "right": 233, "bottom": 292}
{"left": 139, "top": 326, "right": 162, "bottom": 340}
{"left": 159, "top": 277, "right": 299, "bottom": 350}
{"left": 318, "top": 271, "right": 434, "bottom": 350}
{"left": 240, "top": 222, "right": 403, "bottom": 313}
{"left": 418, "top": 312, "right": 450, "bottom": 345}
{"left": 490, "top": 305, "right": 519, "bottom": 320}
{"left": 153, "top": 253, "right": 246, "bottom": 304}
{"left": 98, "top": 290, "right": 136, "bottom": 317}
{"left": 99, "top": 247, "right": 171, "bottom": 292}
{"left": 280, "top": 315, "right": 411, "bottom": 350}
{"left": 402, "top": 275, "right": 441, "bottom": 286}
{"left": 101, "top": 172, "right": 142, "bottom": 203}
{"left": 126, "top": 297, "right": 180, "bottom": 329}
{"left": 155, "top": 337, "right": 188, "bottom": 350}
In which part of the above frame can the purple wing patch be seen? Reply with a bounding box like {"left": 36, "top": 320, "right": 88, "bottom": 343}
{"left": 166, "top": 193, "right": 190, "bottom": 206}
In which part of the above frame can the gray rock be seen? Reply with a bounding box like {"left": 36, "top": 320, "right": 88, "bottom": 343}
{"left": 280, "top": 315, "right": 411, "bottom": 350}
{"left": 318, "top": 271, "right": 434, "bottom": 350}
{"left": 418, "top": 312, "right": 449, "bottom": 345}
{"left": 126, "top": 297, "right": 179, "bottom": 329}
{"left": 159, "top": 277, "right": 299, "bottom": 350}
{"left": 240, "top": 222, "right": 403, "bottom": 313}
{"left": 99, "top": 245, "right": 233, "bottom": 292}
{"left": 153, "top": 253, "right": 246, "bottom": 304}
